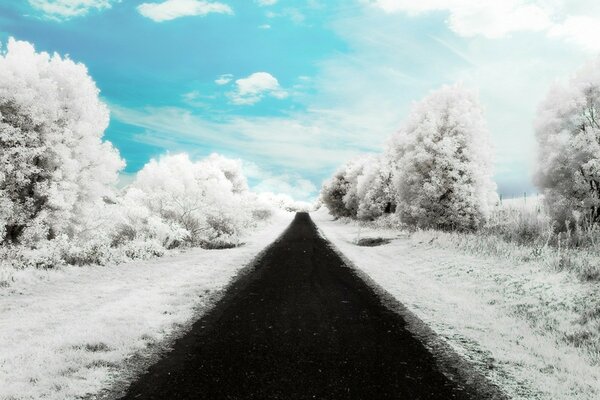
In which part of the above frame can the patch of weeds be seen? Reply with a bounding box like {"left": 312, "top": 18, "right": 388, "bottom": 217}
{"left": 200, "top": 241, "right": 244, "bottom": 250}
{"left": 564, "top": 330, "right": 593, "bottom": 348}
{"left": 73, "top": 342, "right": 111, "bottom": 352}
{"left": 59, "top": 367, "right": 78, "bottom": 377}
{"left": 578, "top": 307, "right": 600, "bottom": 324}
{"left": 355, "top": 237, "right": 391, "bottom": 247}
{"left": 86, "top": 360, "right": 118, "bottom": 369}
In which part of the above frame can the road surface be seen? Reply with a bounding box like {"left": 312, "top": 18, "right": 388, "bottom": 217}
{"left": 120, "top": 213, "right": 504, "bottom": 400}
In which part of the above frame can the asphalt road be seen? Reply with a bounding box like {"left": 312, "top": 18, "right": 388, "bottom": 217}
{"left": 120, "top": 213, "right": 503, "bottom": 400}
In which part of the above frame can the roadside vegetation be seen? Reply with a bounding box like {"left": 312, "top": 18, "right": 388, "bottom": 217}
{"left": 320, "top": 56, "right": 600, "bottom": 283}
{"left": 318, "top": 54, "right": 600, "bottom": 399}
{"left": 0, "top": 38, "right": 302, "bottom": 285}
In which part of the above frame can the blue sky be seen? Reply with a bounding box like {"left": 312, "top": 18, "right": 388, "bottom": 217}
{"left": 1, "top": 0, "right": 599, "bottom": 200}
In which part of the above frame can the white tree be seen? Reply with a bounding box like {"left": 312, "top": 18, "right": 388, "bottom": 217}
{"left": 321, "top": 168, "right": 352, "bottom": 218}
{"left": 321, "top": 156, "right": 370, "bottom": 218}
{"left": 535, "top": 57, "right": 600, "bottom": 228}
{"left": 123, "top": 153, "right": 256, "bottom": 247}
{"left": 0, "top": 38, "right": 124, "bottom": 245}
{"left": 390, "top": 84, "right": 497, "bottom": 230}
{"left": 207, "top": 153, "right": 249, "bottom": 194}
{"left": 356, "top": 154, "right": 396, "bottom": 220}
{"left": 341, "top": 155, "right": 370, "bottom": 218}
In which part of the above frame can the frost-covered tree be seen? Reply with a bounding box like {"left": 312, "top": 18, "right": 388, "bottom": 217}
{"left": 321, "top": 168, "right": 352, "bottom": 218}
{"left": 207, "top": 153, "right": 249, "bottom": 194}
{"left": 390, "top": 84, "right": 497, "bottom": 230}
{"left": 123, "top": 153, "right": 254, "bottom": 247}
{"left": 0, "top": 38, "right": 124, "bottom": 245}
{"left": 321, "top": 156, "right": 371, "bottom": 218}
{"left": 535, "top": 57, "right": 600, "bottom": 228}
{"left": 356, "top": 154, "right": 396, "bottom": 220}
{"left": 341, "top": 156, "right": 370, "bottom": 218}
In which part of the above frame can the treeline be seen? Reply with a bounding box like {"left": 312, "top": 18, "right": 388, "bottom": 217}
{"left": 322, "top": 56, "right": 600, "bottom": 233}
{"left": 0, "top": 38, "right": 293, "bottom": 269}
{"left": 322, "top": 84, "right": 497, "bottom": 231}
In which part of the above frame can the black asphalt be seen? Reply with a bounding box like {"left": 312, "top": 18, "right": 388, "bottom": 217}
{"left": 120, "top": 213, "right": 502, "bottom": 400}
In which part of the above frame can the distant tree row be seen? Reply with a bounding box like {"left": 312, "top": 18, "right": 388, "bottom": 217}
{"left": 321, "top": 84, "right": 497, "bottom": 231}
{"left": 322, "top": 56, "right": 600, "bottom": 232}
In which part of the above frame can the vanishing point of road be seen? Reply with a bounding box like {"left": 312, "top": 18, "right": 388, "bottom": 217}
{"left": 120, "top": 213, "right": 506, "bottom": 400}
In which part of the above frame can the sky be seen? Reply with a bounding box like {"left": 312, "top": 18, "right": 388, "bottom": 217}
{"left": 1, "top": 0, "right": 599, "bottom": 201}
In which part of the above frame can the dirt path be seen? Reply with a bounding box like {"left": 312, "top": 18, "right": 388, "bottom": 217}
{"left": 120, "top": 213, "right": 504, "bottom": 400}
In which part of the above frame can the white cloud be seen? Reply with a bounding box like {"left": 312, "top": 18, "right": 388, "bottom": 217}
{"left": 365, "top": 0, "right": 550, "bottom": 38}
{"left": 242, "top": 161, "right": 317, "bottom": 200}
{"left": 215, "top": 74, "right": 233, "bottom": 85}
{"left": 258, "top": 24, "right": 272, "bottom": 29}
{"left": 229, "top": 72, "right": 288, "bottom": 105}
{"left": 365, "top": 0, "right": 600, "bottom": 51}
{"left": 265, "top": 8, "right": 305, "bottom": 24}
{"left": 253, "top": 175, "right": 317, "bottom": 201}
{"left": 182, "top": 90, "right": 200, "bottom": 102}
{"left": 137, "top": 0, "right": 232, "bottom": 22}
{"left": 548, "top": 16, "right": 600, "bottom": 52}
{"left": 28, "top": 0, "right": 119, "bottom": 19}
{"left": 256, "top": 0, "right": 278, "bottom": 6}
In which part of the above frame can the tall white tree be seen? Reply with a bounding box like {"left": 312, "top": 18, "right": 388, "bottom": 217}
{"left": 535, "top": 57, "right": 600, "bottom": 228}
{"left": 321, "top": 168, "right": 352, "bottom": 218}
{"left": 0, "top": 38, "right": 124, "bottom": 245}
{"left": 321, "top": 156, "right": 370, "bottom": 218}
{"left": 390, "top": 84, "right": 497, "bottom": 230}
{"left": 356, "top": 154, "right": 396, "bottom": 220}
{"left": 341, "top": 155, "right": 371, "bottom": 218}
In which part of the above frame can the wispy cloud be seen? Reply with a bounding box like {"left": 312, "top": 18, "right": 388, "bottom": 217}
{"left": 365, "top": 0, "right": 600, "bottom": 51}
{"left": 137, "top": 0, "right": 232, "bottom": 22}
{"left": 229, "top": 72, "right": 288, "bottom": 105}
{"left": 109, "top": 104, "right": 370, "bottom": 179}
{"left": 256, "top": 0, "right": 278, "bottom": 6}
{"left": 243, "top": 161, "right": 317, "bottom": 200}
{"left": 28, "top": 0, "right": 119, "bottom": 20}
{"left": 215, "top": 73, "right": 233, "bottom": 85}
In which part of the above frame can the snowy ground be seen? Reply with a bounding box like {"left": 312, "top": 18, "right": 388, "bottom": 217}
{"left": 313, "top": 208, "right": 600, "bottom": 400}
{"left": 0, "top": 211, "right": 293, "bottom": 400}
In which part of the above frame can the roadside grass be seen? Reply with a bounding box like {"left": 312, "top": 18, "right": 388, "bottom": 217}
{"left": 374, "top": 197, "right": 600, "bottom": 369}
{"left": 0, "top": 212, "right": 292, "bottom": 400}
{"left": 314, "top": 204, "right": 600, "bottom": 399}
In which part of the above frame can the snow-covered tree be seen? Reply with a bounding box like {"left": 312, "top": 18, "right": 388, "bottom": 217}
{"left": 321, "top": 168, "right": 352, "bottom": 218}
{"left": 122, "top": 153, "right": 254, "bottom": 247}
{"left": 207, "top": 153, "right": 249, "bottom": 194}
{"left": 535, "top": 57, "right": 600, "bottom": 228}
{"left": 390, "top": 84, "right": 497, "bottom": 230}
{"left": 356, "top": 154, "right": 396, "bottom": 220}
{"left": 321, "top": 156, "right": 370, "bottom": 218}
{"left": 0, "top": 38, "right": 124, "bottom": 245}
{"left": 341, "top": 156, "right": 370, "bottom": 218}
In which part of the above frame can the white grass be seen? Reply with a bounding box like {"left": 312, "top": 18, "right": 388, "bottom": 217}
{"left": 0, "top": 211, "right": 293, "bottom": 400}
{"left": 313, "top": 208, "right": 600, "bottom": 400}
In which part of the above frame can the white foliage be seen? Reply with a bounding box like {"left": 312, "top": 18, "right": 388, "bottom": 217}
{"left": 356, "top": 154, "right": 396, "bottom": 220}
{"left": 535, "top": 56, "right": 600, "bottom": 228}
{"left": 0, "top": 38, "right": 124, "bottom": 246}
{"left": 321, "top": 165, "right": 354, "bottom": 218}
{"left": 389, "top": 84, "right": 497, "bottom": 230}
{"left": 120, "top": 153, "right": 256, "bottom": 248}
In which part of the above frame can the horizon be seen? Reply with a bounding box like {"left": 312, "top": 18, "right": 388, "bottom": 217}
{"left": 1, "top": 0, "right": 599, "bottom": 201}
